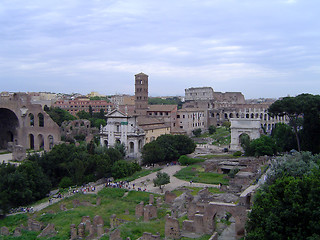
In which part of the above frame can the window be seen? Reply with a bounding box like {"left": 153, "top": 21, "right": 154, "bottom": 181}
{"left": 38, "top": 113, "right": 44, "bottom": 127}
{"left": 29, "top": 113, "right": 34, "bottom": 126}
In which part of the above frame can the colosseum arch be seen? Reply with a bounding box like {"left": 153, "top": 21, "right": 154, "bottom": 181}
{"left": 230, "top": 119, "right": 261, "bottom": 151}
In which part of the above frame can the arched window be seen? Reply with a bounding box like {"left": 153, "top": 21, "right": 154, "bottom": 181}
{"left": 246, "top": 114, "right": 249, "bottom": 119}
{"left": 229, "top": 113, "right": 233, "bottom": 118}
{"left": 38, "top": 134, "right": 44, "bottom": 150}
{"left": 29, "top": 113, "right": 34, "bottom": 126}
{"left": 38, "top": 113, "right": 44, "bottom": 127}
{"left": 129, "top": 142, "right": 134, "bottom": 153}
{"left": 224, "top": 113, "right": 228, "bottom": 119}
{"left": 251, "top": 113, "right": 254, "bottom": 118}
{"left": 48, "top": 135, "right": 54, "bottom": 149}
{"left": 29, "top": 134, "right": 34, "bottom": 149}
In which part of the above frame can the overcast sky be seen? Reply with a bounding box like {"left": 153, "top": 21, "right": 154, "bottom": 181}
{"left": 1, "top": 0, "right": 319, "bottom": 99}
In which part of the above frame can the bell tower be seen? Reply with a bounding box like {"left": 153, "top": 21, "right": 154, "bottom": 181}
{"left": 134, "top": 72, "right": 149, "bottom": 116}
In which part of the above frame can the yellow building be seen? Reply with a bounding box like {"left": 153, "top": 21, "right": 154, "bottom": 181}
{"left": 137, "top": 117, "right": 171, "bottom": 143}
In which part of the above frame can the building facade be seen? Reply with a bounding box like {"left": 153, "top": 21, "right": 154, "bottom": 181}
{"left": 53, "top": 97, "right": 114, "bottom": 116}
{"left": 100, "top": 109, "right": 145, "bottom": 158}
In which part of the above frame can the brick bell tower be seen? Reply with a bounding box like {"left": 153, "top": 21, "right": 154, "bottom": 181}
{"left": 134, "top": 72, "right": 149, "bottom": 116}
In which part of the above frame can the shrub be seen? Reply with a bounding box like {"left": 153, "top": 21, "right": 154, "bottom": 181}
{"left": 233, "top": 151, "right": 242, "bottom": 157}
{"left": 192, "top": 128, "right": 202, "bottom": 137}
{"left": 59, "top": 177, "right": 73, "bottom": 188}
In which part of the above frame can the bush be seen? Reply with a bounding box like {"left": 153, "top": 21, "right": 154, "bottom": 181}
{"left": 59, "top": 177, "right": 73, "bottom": 188}
{"left": 178, "top": 155, "right": 205, "bottom": 166}
{"left": 208, "top": 125, "right": 217, "bottom": 134}
{"left": 233, "top": 151, "right": 242, "bottom": 157}
{"left": 192, "top": 128, "right": 202, "bottom": 137}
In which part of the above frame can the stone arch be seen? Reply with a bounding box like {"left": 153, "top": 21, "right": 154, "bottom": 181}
{"left": 229, "top": 113, "right": 234, "bottom": 118}
{"left": 224, "top": 113, "right": 228, "bottom": 119}
{"left": 38, "top": 134, "right": 44, "bottom": 150}
{"left": 246, "top": 114, "right": 249, "bottom": 119}
{"left": 230, "top": 119, "right": 261, "bottom": 151}
{"left": 38, "top": 113, "right": 44, "bottom": 127}
{"left": 251, "top": 113, "right": 254, "bottom": 119}
{"left": 104, "top": 140, "right": 108, "bottom": 147}
{"left": 0, "top": 108, "right": 19, "bottom": 150}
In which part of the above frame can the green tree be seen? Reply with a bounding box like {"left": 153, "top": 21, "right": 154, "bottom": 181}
{"left": 89, "top": 105, "right": 93, "bottom": 117}
{"left": 76, "top": 110, "right": 91, "bottom": 119}
{"left": 271, "top": 123, "right": 296, "bottom": 152}
{"left": 246, "top": 170, "right": 320, "bottom": 240}
{"left": 45, "top": 107, "right": 76, "bottom": 126}
{"left": 153, "top": 172, "right": 170, "bottom": 189}
{"left": 192, "top": 128, "right": 202, "bottom": 137}
{"left": 208, "top": 125, "right": 216, "bottom": 134}
{"left": 245, "top": 135, "right": 278, "bottom": 157}
{"left": 222, "top": 121, "right": 231, "bottom": 130}
{"left": 142, "top": 141, "right": 165, "bottom": 164}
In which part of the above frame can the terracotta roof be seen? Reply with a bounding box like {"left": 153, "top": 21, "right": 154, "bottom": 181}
{"left": 137, "top": 116, "right": 164, "bottom": 126}
{"left": 147, "top": 105, "right": 177, "bottom": 112}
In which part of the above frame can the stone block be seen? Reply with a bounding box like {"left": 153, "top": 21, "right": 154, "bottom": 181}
{"left": 149, "top": 194, "right": 154, "bottom": 205}
{"left": 144, "top": 204, "right": 157, "bottom": 222}
{"left": 165, "top": 214, "right": 180, "bottom": 239}
{"left": 93, "top": 215, "right": 104, "bottom": 227}
{"left": 70, "top": 224, "right": 77, "bottom": 240}
{"left": 0, "top": 226, "right": 9, "bottom": 236}
{"left": 78, "top": 222, "right": 85, "bottom": 238}
{"left": 110, "top": 228, "right": 122, "bottom": 240}
{"left": 182, "top": 220, "right": 195, "bottom": 232}
{"left": 37, "top": 223, "right": 57, "bottom": 238}
{"left": 28, "top": 218, "right": 43, "bottom": 232}
{"left": 135, "top": 201, "right": 144, "bottom": 218}
{"left": 13, "top": 227, "right": 22, "bottom": 237}
{"left": 164, "top": 191, "right": 177, "bottom": 204}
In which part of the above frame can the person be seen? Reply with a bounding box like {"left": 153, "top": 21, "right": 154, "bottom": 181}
{"left": 190, "top": 180, "right": 192, "bottom": 185}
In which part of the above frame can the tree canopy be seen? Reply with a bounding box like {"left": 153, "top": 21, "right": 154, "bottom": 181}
{"left": 141, "top": 134, "right": 196, "bottom": 164}
{"left": 246, "top": 152, "right": 320, "bottom": 239}
{"left": 268, "top": 94, "right": 320, "bottom": 153}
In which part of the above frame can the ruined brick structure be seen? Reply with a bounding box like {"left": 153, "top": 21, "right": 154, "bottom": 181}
{"left": 0, "top": 93, "right": 61, "bottom": 155}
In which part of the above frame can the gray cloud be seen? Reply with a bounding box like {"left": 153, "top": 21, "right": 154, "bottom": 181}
{"left": 0, "top": 0, "right": 319, "bottom": 98}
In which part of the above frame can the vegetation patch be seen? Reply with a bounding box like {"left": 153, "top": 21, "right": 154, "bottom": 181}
{"left": 174, "top": 165, "right": 229, "bottom": 185}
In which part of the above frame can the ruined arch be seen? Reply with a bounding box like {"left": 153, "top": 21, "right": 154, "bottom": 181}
{"left": 230, "top": 119, "right": 261, "bottom": 151}
{"left": 29, "top": 113, "right": 34, "bottom": 126}
{"left": 38, "top": 134, "right": 44, "bottom": 150}
{"left": 0, "top": 108, "right": 19, "bottom": 150}
{"left": 48, "top": 135, "right": 54, "bottom": 149}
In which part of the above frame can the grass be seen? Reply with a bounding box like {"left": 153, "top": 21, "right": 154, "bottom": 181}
{"left": 210, "top": 127, "right": 231, "bottom": 146}
{"left": 116, "top": 168, "right": 161, "bottom": 182}
{"left": 0, "top": 151, "right": 10, "bottom": 155}
{"left": 0, "top": 188, "right": 169, "bottom": 239}
{"left": 174, "top": 165, "right": 229, "bottom": 185}
{"left": 172, "top": 186, "right": 224, "bottom": 197}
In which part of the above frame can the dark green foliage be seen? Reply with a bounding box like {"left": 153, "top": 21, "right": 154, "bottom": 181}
{"left": 111, "top": 160, "right": 142, "bottom": 179}
{"left": 228, "top": 168, "right": 239, "bottom": 178}
{"left": 148, "top": 97, "right": 181, "bottom": 106}
{"left": 269, "top": 93, "right": 320, "bottom": 153}
{"left": 208, "top": 125, "right": 216, "bottom": 134}
{"left": 245, "top": 135, "right": 278, "bottom": 157}
{"left": 271, "top": 123, "right": 297, "bottom": 152}
{"left": 76, "top": 110, "right": 91, "bottom": 119}
{"left": 178, "top": 155, "right": 204, "bottom": 166}
{"left": 192, "top": 128, "right": 202, "bottom": 137}
{"left": 246, "top": 170, "right": 320, "bottom": 240}
{"left": 142, "top": 134, "right": 196, "bottom": 164}
{"left": 233, "top": 151, "right": 242, "bottom": 157}
{"left": 45, "top": 107, "right": 76, "bottom": 126}
{"left": 0, "top": 161, "right": 51, "bottom": 213}
{"left": 153, "top": 172, "right": 170, "bottom": 189}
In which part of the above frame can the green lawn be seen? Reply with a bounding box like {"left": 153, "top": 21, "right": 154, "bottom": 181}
{"left": 116, "top": 168, "right": 161, "bottom": 182}
{"left": 174, "top": 165, "right": 229, "bottom": 185}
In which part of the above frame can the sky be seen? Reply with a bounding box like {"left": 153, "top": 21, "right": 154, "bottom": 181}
{"left": 1, "top": 0, "right": 319, "bottom": 99}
